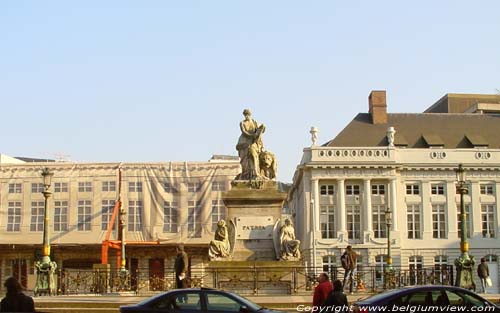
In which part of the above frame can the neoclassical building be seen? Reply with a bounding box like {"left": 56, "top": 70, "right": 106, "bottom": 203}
{"left": 0, "top": 156, "right": 240, "bottom": 290}
{"left": 288, "top": 91, "right": 500, "bottom": 292}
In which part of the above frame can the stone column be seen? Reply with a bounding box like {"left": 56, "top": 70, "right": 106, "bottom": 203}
{"left": 446, "top": 181, "right": 458, "bottom": 236}
{"left": 470, "top": 181, "right": 481, "bottom": 237}
{"left": 390, "top": 178, "right": 398, "bottom": 231}
{"left": 421, "top": 180, "right": 432, "bottom": 240}
{"left": 337, "top": 179, "right": 347, "bottom": 239}
{"left": 311, "top": 178, "right": 320, "bottom": 232}
{"left": 364, "top": 179, "right": 373, "bottom": 232}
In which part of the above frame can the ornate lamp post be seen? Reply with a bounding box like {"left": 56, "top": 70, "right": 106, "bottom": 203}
{"left": 35, "top": 167, "right": 58, "bottom": 296}
{"left": 384, "top": 207, "right": 394, "bottom": 289}
{"left": 454, "top": 164, "right": 475, "bottom": 289}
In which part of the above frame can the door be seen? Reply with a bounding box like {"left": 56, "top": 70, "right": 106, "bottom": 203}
{"left": 12, "top": 259, "right": 27, "bottom": 288}
{"left": 128, "top": 258, "right": 139, "bottom": 291}
{"left": 149, "top": 258, "right": 165, "bottom": 291}
{"left": 485, "top": 255, "right": 498, "bottom": 293}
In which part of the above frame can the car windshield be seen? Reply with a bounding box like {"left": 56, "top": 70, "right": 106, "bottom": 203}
{"left": 227, "top": 291, "right": 262, "bottom": 311}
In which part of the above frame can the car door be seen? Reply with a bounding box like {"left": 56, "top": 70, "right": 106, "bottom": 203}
{"left": 204, "top": 291, "right": 248, "bottom": 313}
{"left": 151, "top": 291, "right": 203, "bottom": 313}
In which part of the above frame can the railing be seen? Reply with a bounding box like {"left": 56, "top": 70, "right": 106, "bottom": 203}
{"left": 52, "top": 265, "right": 454, "bottom": 296}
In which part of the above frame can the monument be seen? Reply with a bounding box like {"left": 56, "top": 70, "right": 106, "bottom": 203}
{"left": 207, "top": 109, "right": 302, "bottom": 294}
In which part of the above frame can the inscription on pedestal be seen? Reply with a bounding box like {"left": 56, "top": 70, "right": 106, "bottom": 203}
{"left": 236, "top": 216, "right": 274, "bottom": 239}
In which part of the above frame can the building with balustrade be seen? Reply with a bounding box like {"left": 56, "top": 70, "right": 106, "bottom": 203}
{"left": 0, "top": 156, "right": 240, "bottom": 291}
{"left": 288, "top": 91, "right": 500, "bottom": 292}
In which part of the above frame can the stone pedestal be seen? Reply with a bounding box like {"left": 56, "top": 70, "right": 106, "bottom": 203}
{"left": 222, "top": 181, "right": 287, "bottom": 261}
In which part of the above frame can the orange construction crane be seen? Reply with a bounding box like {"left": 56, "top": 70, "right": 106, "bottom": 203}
{"left": 101, "top": 166, "right": 160, "bottom": 268}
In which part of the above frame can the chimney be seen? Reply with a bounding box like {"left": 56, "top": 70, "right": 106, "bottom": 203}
{"left": 369, "top": 90, "right": 387, "bottom": 124}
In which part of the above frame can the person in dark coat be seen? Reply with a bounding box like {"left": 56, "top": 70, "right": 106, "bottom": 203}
{"left": 477, "top": 257, "right": 490, "bottom": 293}
{"left": 324, "top": 279, "right": 349, "bottom": 310}
{"left": 174, "top": 244, "right": 189, "bottom": 289}
{"left": 1, "top": 277, "right": 35, "bottom": 312}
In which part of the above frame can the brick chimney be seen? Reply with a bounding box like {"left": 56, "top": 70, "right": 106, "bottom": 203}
{"left": 369, "top": 90, "right": 387, "bottom": 124}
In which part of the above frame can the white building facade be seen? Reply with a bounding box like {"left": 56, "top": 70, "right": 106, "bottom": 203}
{"left": 289, "top": 91, "right": 500, "bottom": 292}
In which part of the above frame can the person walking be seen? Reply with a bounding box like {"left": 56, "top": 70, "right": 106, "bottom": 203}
{"left": 341, "top": 245, "right": 357, "bottom": 294}
{"left": 324, "top": 279, "right": 349, "bottom": 310}
{"left": 1, "top": 277, "right": 35, "bottom": 312}
{"left": 313, "top": 272, "right": 333, "bottom": 308}
{"left": 477, "top": 257, "right": 490, "bottom": 293}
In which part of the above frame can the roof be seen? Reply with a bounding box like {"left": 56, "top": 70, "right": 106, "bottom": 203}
{"left": 325, "top": 113, "right": 500, "bottom": 148}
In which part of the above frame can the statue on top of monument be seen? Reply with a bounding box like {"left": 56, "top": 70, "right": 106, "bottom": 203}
{"left": 235, "top": 109, "right": 277, "bottom": 181}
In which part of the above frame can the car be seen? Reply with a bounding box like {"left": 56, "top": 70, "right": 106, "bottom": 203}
{"left": 119, "top": 287, "right": 285, "bottom": 313}
{"left": 352, "top": 285, "right": 500, "bottom": 313}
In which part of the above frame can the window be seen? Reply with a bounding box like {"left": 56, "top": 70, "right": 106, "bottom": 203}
{"left": 480, "top": 184, "right": 494, "bottom": 195}
{"left": 481, "top": 204, "right": 495, "bottom": 238}
{"left": 320, "top": 185, "right": 335, "bottom": 195}
{"left": 54, "top": 182, "right": 68, "bottom": 193}
{"left": 9, "top": 183, "right": 22, "bottom": 193}
{"left": 373, "top": 205, "right": 387, "bottom": 238}
{"left": 54, "top": 201, "right": 68, "bottom": 232}
{"left": 322, "top": 255, "right": 337, "bottom": 274}
{"left": 163, "top": 201, "right": 178, "bottom": 233}
{"left": 409, "top": 256, "right": 423, "bottom": 285}
{"left": 212, "top": 181, "right": 226, "bottom": 192}
{"left": 374, "top": 255, "right": 387, "bottom": 286}
{"left": 30, "top": 201, "right": 45, "bottom": 232}
{"left": 101, "top": 200, "right": 116, "bottom": 231}
{"left": 128, "top": 201, "right": 143, "bottom": 231}
{"left": 7, "top": 202, "right": 22, "bottom": 232}
{"left": 188, "top": 182, "right": 200, "bottom": 192}
{"left": 154, "top": 292, "right": 201, "bottom": 311}
{"left": 320, "top": 205, "right": 336, "bottom": 239}
{"left": 346, "top": 185, "right": 360, "bottom": 195}
{"left": 406, "top": 184, "right": 420, "bottom": 195}
{"left": 407, "top": 204, "right": 421, "bottom": 239}
{"left": 457, "top": 204, "right": 471, "bottom": 239}
{"left": 431, "top": 184, "right": 445, "bottom": 195}
{"left": 371, "top": 184, "right": 385, "bottom": 195}
{"left": 432, "top": 204, "right": 446, "bottom": 239}
{"left": 77, "top": 200, "right": 92, "bottom": 231}
{"left": 163, "top": 182, "right": 176, "bottom": 193}
{"left": 206, "top": 293, "right": 240, "bottom": 312}
{"left": 78, "top": 182, "right": 92, "bottom": 192}
{"left": 31, "top": 183, "right": 44, "bottom": 193}
{"left": 346, "top": 205, "right": 361, "bottom": 239}
{"left": 434, "top": 255, "right": 448, "bottom": 284}
{"left": 102, "top": 181, "right": 116, "bottom": 192}
{"left": 128, "top": 181, "right": 143, "bottom": 192}
{"left": 188, "top": 201, "right": 201, "bottom": 237}
{"left": 211, "top": 199, "right": 226, "bottom": 232}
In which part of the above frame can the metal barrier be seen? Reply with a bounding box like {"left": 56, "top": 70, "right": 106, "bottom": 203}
{"left": 54, "top": 265, "right": 454, "bottom": 295}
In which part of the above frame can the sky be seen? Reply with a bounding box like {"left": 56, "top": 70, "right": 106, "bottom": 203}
{"left": 1, "top": 1, "right": 499, "bottom": 182}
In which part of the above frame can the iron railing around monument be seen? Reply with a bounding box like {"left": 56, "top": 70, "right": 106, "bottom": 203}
{"left": 53, "top": 265, "right": 454, "bottom": 296}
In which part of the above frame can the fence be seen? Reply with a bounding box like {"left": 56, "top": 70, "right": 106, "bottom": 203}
{"left": 52, "top": 264, "right": 454, "bottom": 296}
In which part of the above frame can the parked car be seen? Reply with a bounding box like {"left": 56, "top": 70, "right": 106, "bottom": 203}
{"left": 120, "top": 287, "right": 285, "bottom": 313}
{"left": 352, "top": 285, "right": 499, "bottom": 313}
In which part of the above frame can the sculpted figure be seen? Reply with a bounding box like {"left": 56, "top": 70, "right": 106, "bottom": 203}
{"left": 235, "top": 109, "right": 266, "bottom": 180}
{"left": 208, "top": 220, "right": 231, "bottom": 260}
{"left": 259, "top": 150, "right": 277, "bottom": 180}
{"left": 280, "top": 218, "right": 301, "bottom": 261}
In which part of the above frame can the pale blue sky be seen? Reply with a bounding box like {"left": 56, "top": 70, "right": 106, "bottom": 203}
{"left": 1, "top": 1, "right": 499, "bottom": 182}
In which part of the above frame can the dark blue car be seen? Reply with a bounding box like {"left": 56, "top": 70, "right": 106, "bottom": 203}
{"left": 120, "top": 288, "right": 285, "bottom": 313}
{"left": 352, "top": 285, "right": 499, "bottom": 313}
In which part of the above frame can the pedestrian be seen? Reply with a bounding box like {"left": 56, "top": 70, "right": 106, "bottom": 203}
{"left": 174, "top": 244, "right": 189, "bottom": 289}
{"left": 324, "top": 279, "right": 349, "bottom": 310}
{"left": 341, "top": 245, "right": 357, "bottom": 294}
{"left": 312, "top": 272, "right": 333, "bottom": 308}
{"left": 477, "top": 257, "right": 490, "bottom": 293}
{"left": 1, "top": 277, "right": 35, "bottom": 312}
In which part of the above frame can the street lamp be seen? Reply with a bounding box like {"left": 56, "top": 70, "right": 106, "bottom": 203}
{"left": 35, "top": 167, "right": 58, "bottom": 296}
{"left": 384, "top": 207, "right": 394, "bottom": 289}
{"left": 454, "top": 164, "right": 475, "bottom": 289}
